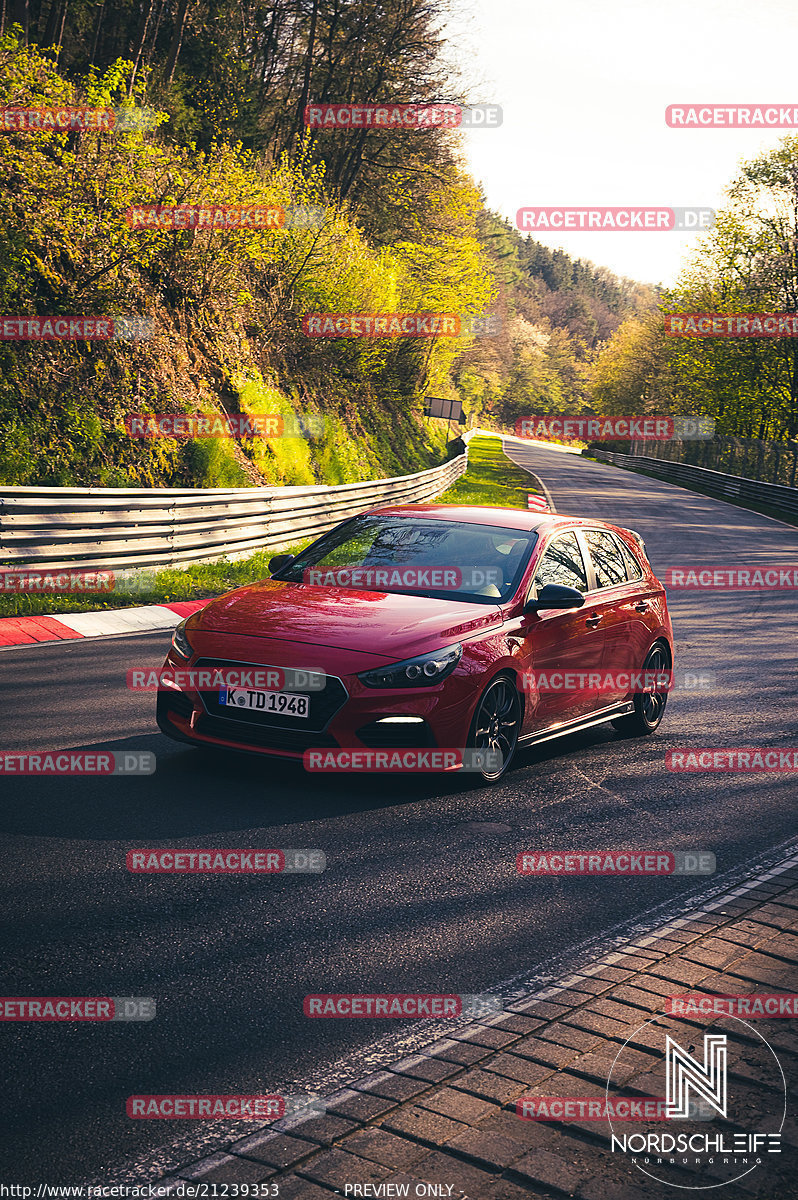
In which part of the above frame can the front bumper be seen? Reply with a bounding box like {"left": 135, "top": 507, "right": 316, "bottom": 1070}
{"left": 155, "top": 639, "right": 478, "bottom": 764}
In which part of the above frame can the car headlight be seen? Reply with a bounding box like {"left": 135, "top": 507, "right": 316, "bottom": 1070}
{"left": 170, "top": 617, "right": 193, "bottom": 661}
{"left": 358, "top": 643, "right": 462, "bottom": 689}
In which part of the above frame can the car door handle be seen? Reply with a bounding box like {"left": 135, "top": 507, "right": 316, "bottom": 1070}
{"left": 634, "top": 601, "right": 649, "bottom": 612}
{"left": 585, "top": 612, "right": 602, "bottom": 628}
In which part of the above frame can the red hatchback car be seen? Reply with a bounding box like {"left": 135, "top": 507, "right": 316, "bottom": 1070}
{"left": 156, "top": 505, "right": 673, "bottom": 782}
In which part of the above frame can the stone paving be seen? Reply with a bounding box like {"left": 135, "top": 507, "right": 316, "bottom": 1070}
{"left": 155, "top": 856, "right": 798, "bottom": 1199}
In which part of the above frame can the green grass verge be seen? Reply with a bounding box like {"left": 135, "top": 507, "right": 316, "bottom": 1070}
{"left": 0, "top": 541, "right": 313, "bottom": 619}
{"left": 436, "top": 435, "right": 539, "bottom": 509}
{"left": 0, "top": 435, "right": 538, "bottom": 619}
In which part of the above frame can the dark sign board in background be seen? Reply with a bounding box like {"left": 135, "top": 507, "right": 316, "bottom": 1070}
{"left": 424, "top": 396, "right": 465, "bottom": 424}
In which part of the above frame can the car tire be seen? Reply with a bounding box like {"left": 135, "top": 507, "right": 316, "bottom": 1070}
{"left": 466, "top": 672, "right": 522, "bottom": 782}
{"left": 611, "top": 642, "right": 670, "bottom": 736}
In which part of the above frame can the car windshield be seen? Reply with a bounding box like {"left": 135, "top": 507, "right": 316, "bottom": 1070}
{"left": 275, "top": 514, "right": 538, "bottom": 604}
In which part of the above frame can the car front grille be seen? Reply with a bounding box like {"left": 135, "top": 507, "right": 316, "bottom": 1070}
{"left": 193, "top": 657, "right": 348, "bottom": 734}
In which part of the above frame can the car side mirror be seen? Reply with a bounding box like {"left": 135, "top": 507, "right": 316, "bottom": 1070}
{"left": 523, "top": 583, "right": 586, "bottom": 613}
{"left": 269, "top": 553, "right": 295, "bottom": 575}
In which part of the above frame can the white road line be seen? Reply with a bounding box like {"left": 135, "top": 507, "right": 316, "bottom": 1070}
{"left": 502, "top": 439, "right": 558, "bottom": 512}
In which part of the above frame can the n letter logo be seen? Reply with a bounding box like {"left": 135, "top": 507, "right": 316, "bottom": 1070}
{"left": 666, "top": 1033, "right": 727, "bottom": 1118}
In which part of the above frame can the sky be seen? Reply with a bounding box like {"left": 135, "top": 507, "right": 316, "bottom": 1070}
{"left": 443, "top": 0, "right": 798, "bottom": 287}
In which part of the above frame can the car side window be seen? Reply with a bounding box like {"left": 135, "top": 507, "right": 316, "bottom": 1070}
{"left": 584, "top": 530, "right": 629, "bottom": 589}
{"left": 533, "top": 531, "right": 588, "bottom": 593}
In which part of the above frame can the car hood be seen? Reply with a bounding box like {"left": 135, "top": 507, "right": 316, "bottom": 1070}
{"left": 190, "top": 580, "right": 503, "bottom": 657}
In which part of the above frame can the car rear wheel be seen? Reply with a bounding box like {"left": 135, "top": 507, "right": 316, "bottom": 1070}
{"left": 467, "top": 673, "right": 521, "bottom": 782}
{"left": 611, "top": 643, "right": 670, "bottom": 736}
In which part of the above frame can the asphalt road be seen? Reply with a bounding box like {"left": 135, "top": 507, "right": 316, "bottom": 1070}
{"left": 1, "top": 441, "right": 797, "bottom": 1182}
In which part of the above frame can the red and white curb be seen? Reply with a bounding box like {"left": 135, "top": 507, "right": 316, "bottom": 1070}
{"left": 0, "top": 599, "right": 209, "bottom": 648}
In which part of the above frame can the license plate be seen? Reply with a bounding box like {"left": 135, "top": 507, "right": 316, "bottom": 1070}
{"left": 219, "top": 686, "right": 310, "bottom": 718}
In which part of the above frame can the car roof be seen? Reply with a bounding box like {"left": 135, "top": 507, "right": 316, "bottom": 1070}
{"left": 365, "top": 503, "right": 609, "bottom": 534}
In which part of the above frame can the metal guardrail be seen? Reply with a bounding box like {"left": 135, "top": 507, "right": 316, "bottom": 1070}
{"left": 587, "top": 450, "right": 798, "bottom": 520}
{"left": 0, "top": 452, "right": 468, "bottom": 571}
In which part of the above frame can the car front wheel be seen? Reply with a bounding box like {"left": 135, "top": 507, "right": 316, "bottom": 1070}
{"left": 467, "top": 673, "right": 521, "bottom": 782}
